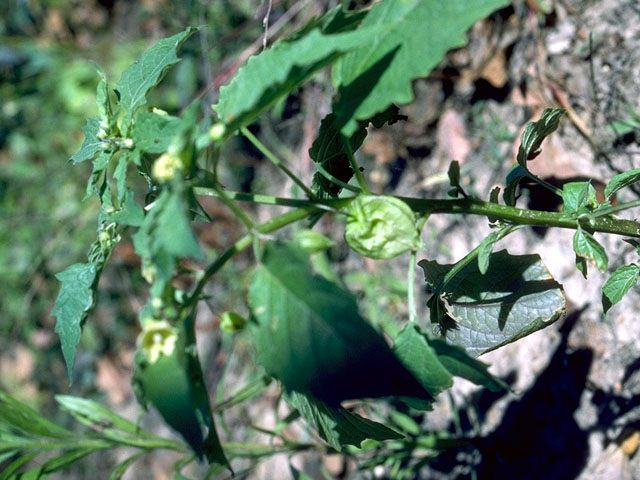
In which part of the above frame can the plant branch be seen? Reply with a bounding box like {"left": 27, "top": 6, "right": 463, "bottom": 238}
{"left": 240, "top": 127, "right": 315, "bottom": 198}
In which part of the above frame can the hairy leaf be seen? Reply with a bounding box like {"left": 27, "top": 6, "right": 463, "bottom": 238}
{"left": 284, "top": 390, "right": 402, "bottom": 451}
{"left": 602, "top": 264, "right": 640, "bottom": 313}
{"left": 604, "top": 168, "right": 640, "bottom": 199}
{"left": 115, "top": 27, "right": 198, "bottom": 133}
{"left": 249, "top": 241, "right": 431, "bottom": 405}
{"left": 214, "top": 26, "right": 380, "bottom": 134}
{"left": 51, "top": 263, "right": 98, "bottom": 383}
{"left": 332, "top": 0, "right": 508, "bottom": 135}
{"left": 419, "top": 250, "right": 565, "bottom": 356}
{"left": 71, "top": 117, "right": 104, "bottom": 164}
{"left": 573, "top": 229, "right": 608, "bottom": 273}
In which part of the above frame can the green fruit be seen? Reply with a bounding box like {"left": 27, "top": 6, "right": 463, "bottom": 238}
{"left": 344, "top": 195, "right": 422, "bottom": 259}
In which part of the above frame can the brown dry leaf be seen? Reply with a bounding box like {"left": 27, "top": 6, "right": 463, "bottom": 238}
{"left": 437, "top": 109, "right": 470, "bottom": 164}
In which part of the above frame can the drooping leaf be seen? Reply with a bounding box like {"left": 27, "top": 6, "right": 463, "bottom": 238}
{"left": 115, "top": 27, "right": 198, "bottom": 134}
{"left": 604, "top": 168, "right": 640, "bottom": 199}
{"left": 516, "top": 108, "right": 566, "bottom": 167}
{"left": 283, "top": 390, "right": 402, "bottom": 451}
{"left": 344, "top": 195, "right": 421, "bottom": 259}
{"left": 602, "top": 264, "right": 640, "bottom": 313}
{"left": 573, "top": 228, "right": 608, "bottom": 273}
{"left": 249, "top": 241, "right": 431, "bottom": 405}
{"left": 332, "top": 0, "right": 509, "bottom": 135}
{"left": 51, "top": 263, "right": 98, "bottom": 383}
{"left": 71, "top": 117, "right": 104, "bottom": 164}
{"left": 419, "top": 250, "right": 565, "bottom": 356}
{"left": 393, "top": 324, "right": 453, "bottom": 398}
{"left": 214, "top": 25, "right": 381, "bottom": 135}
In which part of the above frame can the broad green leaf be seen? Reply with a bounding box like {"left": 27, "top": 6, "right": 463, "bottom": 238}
{"left": 109, "top": 190, "right": 144, "bottom": 227}
{"left": 51, "top": 263, "right": 98, "bottom": 383}
{"left": 419, "top": 250, "right": 565, "bottom": 356}
{"left": 113, "top": 155, "right": 128, "bottom": 203}
{"left": 249, "top": 241, "right": 431, "bottom": 405}
{"left": 428, "top": 338, "right": 507, "bottom": 391}
{"left": 604, "top": 168, "right": 640, "bottom": 199}
{"left": 133, "top": 317, "right": 229, "bottom": 466}
{"left": 516, "top": 108, "right": 566, "bottom": 166}
{"left": 573, "top": 229, "right": 608, "bottom": 273}
{"left": 214, "top": 26, "right": 381, "bottom": 134}
{"left": 92, "top": 61, "right": 113, "bottom": 123}
{"left": 133, "top": 189, "right": 203, "bottom": 292}
{"left": 116, "top": 27, "right": 198, "bottom": 133}
{"left": 283, "top": 390, "right": 402, "bottom": 451}
{"left": 393, "top": 324, "right": 452, "bottom": 397}
{"left": 332, "top": 0, "right": 509, "bottom": 135}
{"left": 310, "top": 106, "right": 405, "bottom": 200}
{"left": 131, "top": 111, "right": 184, "bottom": 154}
{"left": 561, "top": 181, "right": 590, "bottom": 214}
{"left": 602, "top": 264, "right": 640, "bottom": 313}
{"left": 84, "top": 151, "right": 112, "bottom": 200}
{"left": 71, "top": 117, "right": 104, "bottom": 164}
{"left": 344, "top": 195, "right": 421, "bottom": 259}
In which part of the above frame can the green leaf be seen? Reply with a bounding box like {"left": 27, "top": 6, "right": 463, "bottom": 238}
{"left": 419, "top": 250, "right": 565, "bottom": 356}
{"left": 503, "top": 164, "right": 529, "bottom": 207}
{"left": 516, "top": 108, "right": 566, "bottom": 167}
{"left": 109, "top": 452, "right": 146, "bottom": 480}
{"left": 71, "top": 117, "right": 104, "bottom": 164}
{"left": 55, "top": 395, "right": 143, "bottom": 437}
{"left": 92, "top": 61, "right": 113, "bottom": 123}
{"left": 0, "top": 392, "right": 73, "bottom": 439}
{"left": 477, "top": 230, "right": 502, "bottom": 275}
{"left": 332, "top": 0, "right": 509, "bottom": 135}
{"left": 131, "top": 111, "right": 184, "bottom": 154}
{"left": 310, "top": 106, "right": 405, "bottom": 200}
{"left": 428, "top": 338, "right": 507, "bottom": 391}
{"left": 109, "top": 190, "right": 144, "bottom": 227}
{"left": 393, "top": 324, "right": 452, "bottom": 397}
{"left": 344, "top": 195, "right": 421, "bottom": 259}
{"left": 51, "top": 263, "right": 98, "bottom": 383}
{"left": 38, "top": 448, "right": 99, "bottom": 475}
{"left": 249, "top": 241, "right": 431, "bottom": 405}
{"left": 283, "top": 390, "right": 402, "bottom": 451}
{"left": 133, "top": 189, "right": 203, "bottom": 291}
{"left": 133, "top": 317, "right": 229, "bottom": 467}
{"left": 561, "top": 181, "right": 590, "bottom": 214}
{"left": 84, "top": 151, "right": 112, "bottom": 200}
{"left": 573, "top": 229, "right": 608, "bottom": 273}
{"left": 602, "top": 264, "right": 640, "bottom": 313}
{"left": 0, "top": 452, "right": 40, "bottom": 480}
{"left": 214, "top": 26, "right": 380, "bottom": 134}
{"left": 115, "top": 27, "right": 198, "bottom": 133}
{"left": 604, "top": 168, "right": 640, "bottom": 199}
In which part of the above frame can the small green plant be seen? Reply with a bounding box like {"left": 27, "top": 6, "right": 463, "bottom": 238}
{"left": 5, "top": 0, "right": 640, "bottom": 477}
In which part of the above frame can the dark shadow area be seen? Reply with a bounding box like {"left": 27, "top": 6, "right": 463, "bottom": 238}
{"left": 427, "top": 309, "right": 592, "bottom": 479}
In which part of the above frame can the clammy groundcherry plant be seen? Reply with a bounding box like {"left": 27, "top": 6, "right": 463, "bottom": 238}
{"left": 5, "top": 0, "right": 640, "bottom": 477}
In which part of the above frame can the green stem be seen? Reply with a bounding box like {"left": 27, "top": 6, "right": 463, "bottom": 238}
{"left": 408, "top": 249, "right": 417, "bottom": 324}
{"left": 342, "top": 135, "right": 370, "bottom": 194}
{"left": 211, "top": 182, "right": 256, "bottom": 231}
{"left": 184, "top": 205, "right": 320, "bottom": 308}
{"left": 240, "top": 127, "right": 315, "bottom": 198}
{"left": 592, "top": 198, "right": 640, "bottom": 218}
{"left": 315, "top": 162, "right": 362, "bottom": 193}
